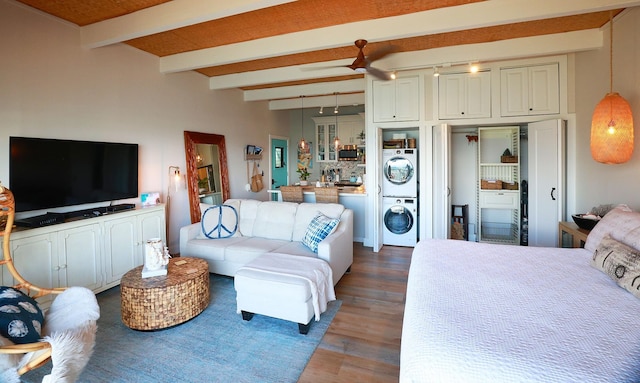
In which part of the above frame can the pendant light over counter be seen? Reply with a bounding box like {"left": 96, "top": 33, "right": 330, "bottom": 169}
{"left": 333, "top": 92, "right": 341, "bottom": 151}
{"left": 298, "top": 95, "right": 309, "bottom": 153}
{"left": 591, "top": 12, "right": 634, "bottom": 164}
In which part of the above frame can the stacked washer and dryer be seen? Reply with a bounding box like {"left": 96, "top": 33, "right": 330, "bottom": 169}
{"left": 382, "top": 148, "right": 418, "bottom": 247}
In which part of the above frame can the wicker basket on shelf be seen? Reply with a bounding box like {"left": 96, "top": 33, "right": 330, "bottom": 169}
{"left": 502, "top": 182, "right": 519, "bottom": 190}
{"left": 481, "top": 180, "right": 503, "bottom": 190}
{"left": 500, "top": 155, "right": 518, "bottom": 163}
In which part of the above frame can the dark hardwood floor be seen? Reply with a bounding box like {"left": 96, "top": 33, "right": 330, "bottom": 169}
{"left": 298, "top": 242, "right": 413, "bottom": 383}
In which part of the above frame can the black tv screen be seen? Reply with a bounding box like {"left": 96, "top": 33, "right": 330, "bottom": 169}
{"left": 10, "top": 136, "right": 139, "bottom": 212}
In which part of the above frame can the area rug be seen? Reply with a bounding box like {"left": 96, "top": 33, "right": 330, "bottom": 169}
{"left": 21, "top": 274, "right": 341, "bottom": 383}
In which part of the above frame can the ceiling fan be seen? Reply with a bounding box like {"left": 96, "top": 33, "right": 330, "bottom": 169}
{"left": 345, "top": 39, "right": 398, "bottom": 81}
{"left": 303, "top": 39, "right": 398, "bottom": 81}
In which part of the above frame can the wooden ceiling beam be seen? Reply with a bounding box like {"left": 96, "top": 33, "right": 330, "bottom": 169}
{"left": 80, "top": 0, "right": 297, "bottom": 48}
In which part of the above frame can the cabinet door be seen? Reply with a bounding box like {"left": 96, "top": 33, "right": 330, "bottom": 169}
{"left": 501, "top": 64, "right": 559, "bottom": 116}
{"left": 372, "top": 80, "right": 397, "bottom": 122}
{"left": 58, "top": 224, "right": 102, "bottom": 290}
{"left": 528, "top": 64, "right": 559, "bottom": 115}
{"left": 394, "top": 76, "right": 420, "bottom": 121}
{"left": 500, "top": 67, "right": 528, "bottom": 117}
{"left": 438, "top": 74, "right": 465, "bottom": 119}
{"left": 465, "top": 72, "right": 491, "bottom": 118}
{"left": 10, "top": 233, "right": 58, "bottom": 307}
{"left": 137, "top": 210, "right": 167, "bottom": 260}
{"left": 528, "top": 119, "right": 565, "bottom": 247}
{"left": 103, "top": 217, "right": 137, "bottom": 285}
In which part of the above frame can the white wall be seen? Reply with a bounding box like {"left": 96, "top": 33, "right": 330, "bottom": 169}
{"left": 574, "top": 8, "right": 640, "bottom": 212}
{"left": 0, "top": 1, "right": 289, "bottom": 252}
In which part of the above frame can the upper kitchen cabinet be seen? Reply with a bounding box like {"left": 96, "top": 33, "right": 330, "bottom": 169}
{"left": 372, "top": 76, "right": 420, "bottom": 122}
{"left": 500, "top": 63, "right": 559, "bottom": 117}
{"left": 438, "top": 71, "right": 491, "bottom": 120}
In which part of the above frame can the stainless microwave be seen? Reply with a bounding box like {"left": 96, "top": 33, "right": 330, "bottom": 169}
{"left": 338, "top": 145, "right": 358, "bottom": 161}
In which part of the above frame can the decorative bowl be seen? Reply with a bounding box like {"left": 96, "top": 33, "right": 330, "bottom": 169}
{"left": 571, "top": 214, "right": 600, "bottom": 231}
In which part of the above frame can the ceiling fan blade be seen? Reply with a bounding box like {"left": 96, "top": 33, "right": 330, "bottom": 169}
{"left": 366, "top": 44, "right": 399, "bottom": 63}
{"left": 366, "top": 66, "right": 393, "bottom": 81}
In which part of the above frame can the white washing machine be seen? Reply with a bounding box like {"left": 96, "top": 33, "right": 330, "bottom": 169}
{"left": 383, "top": 197, "right": 418, "bottom": 247}
{"left": 382, "top": 148, "right": 418, "bottom": 197}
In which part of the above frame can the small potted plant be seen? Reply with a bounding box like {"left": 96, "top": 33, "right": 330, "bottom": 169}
{"left": 296, "top": 167, "right": 310, "bottom": 186}
{"left": 358, "top": 130, "right": 366, "bottom": 145}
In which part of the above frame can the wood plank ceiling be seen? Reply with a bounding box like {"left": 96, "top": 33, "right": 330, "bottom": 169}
{"left": 14, "top": 0, "right": 636, "bottom": 107}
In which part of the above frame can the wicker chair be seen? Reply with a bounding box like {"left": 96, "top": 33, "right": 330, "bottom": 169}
{"left": 0, "top": 186, "right": 66, "bottom": 376}
{"left": 314, "top": 187, "right": 339, "bottom": 203}
{"left": 280, "top": 186, "right": 304, "bottom": 203}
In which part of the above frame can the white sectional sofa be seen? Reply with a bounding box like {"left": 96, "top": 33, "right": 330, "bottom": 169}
{"left": 179, "top": 199, "right": 354, "bottom": 285}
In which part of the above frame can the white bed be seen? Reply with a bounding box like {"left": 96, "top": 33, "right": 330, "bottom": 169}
{"left": 400, "top": 208, "right": 640, "bottom": 383}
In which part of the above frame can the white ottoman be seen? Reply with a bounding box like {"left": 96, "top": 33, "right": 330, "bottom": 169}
{"left": 234, "top": 253, "right": 334, "bottom": 334}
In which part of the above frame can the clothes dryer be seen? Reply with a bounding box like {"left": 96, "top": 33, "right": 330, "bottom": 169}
{"left": 382, "top": 148, "right": 418, "bottom": 197}
{"left": 382, "top": 197, "right": 418, "bottom": 247}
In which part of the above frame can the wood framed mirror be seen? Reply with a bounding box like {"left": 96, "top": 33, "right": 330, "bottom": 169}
{"left": 184, "top": 131, "right": 230, "bottom": 223}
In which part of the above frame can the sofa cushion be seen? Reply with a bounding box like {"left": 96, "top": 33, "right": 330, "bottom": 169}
{"left": 225, "top": 237, "right": 290, "bottom": 264}
{"left": 198, "top": 203, "right": 239, "bottom": 239}
{"left": 251, "top": 201, "right": 298, "bottom": 241}
{"left": 292, "top": 203, "right": 345, "bottom": 242}
{"left": 225, "top": 199, "right": 261, "bottom": 237}
{"left": 0, "top": 286, "right": 44, "bottom": 344}
{"left": 183, "top": 237, "right": 248, "bottom": 261}
{"left": 273, "top": 241, "right": 317, "bottom": 258}
{"left": 302, "top": 213, "right": 340, "bottom": 253}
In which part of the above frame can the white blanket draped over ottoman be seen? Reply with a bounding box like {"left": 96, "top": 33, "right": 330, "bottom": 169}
{"left": 234, "top": 253, "right": 336, "bottom": 334}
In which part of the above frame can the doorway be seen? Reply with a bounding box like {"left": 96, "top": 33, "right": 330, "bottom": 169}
{"left": 270, "top": 136, "right": 289, "bottom": 200}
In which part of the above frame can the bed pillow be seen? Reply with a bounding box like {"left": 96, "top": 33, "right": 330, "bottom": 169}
{"left": 198, "top": 203, "right": 239, "bottom": 239}
{"left": 302, "top": 213, "right": 340, "bottom": 253}
{"left": 0, "top": 286, "right": 44, "bottom": 344}
{"left": 584, "top": 205, "right": 637, "bottom": 252}
{"left": 591, "top": 235, "right": 640, "bottom": 299}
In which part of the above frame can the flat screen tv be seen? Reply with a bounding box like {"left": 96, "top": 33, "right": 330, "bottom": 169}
{"left": 10, "top": 136, "right": 139, "bottom": 212}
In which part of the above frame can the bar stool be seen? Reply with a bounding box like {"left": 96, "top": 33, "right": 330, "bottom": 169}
{"left": 280, "top": 186, "right": 304, "bottom": 203}
{"left": 314, "top": 187, "right": 339, "bottom": 203}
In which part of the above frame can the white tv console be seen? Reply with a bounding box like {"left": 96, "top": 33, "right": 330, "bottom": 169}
{"left": 0, "top": 204, "right": 166, "bottom": 308}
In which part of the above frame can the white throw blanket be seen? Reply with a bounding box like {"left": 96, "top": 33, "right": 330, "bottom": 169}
{"left": 240, "top": 253, "right": 336, "bottom": 321}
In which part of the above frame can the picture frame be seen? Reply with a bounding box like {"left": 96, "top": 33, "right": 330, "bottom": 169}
{"left": 141, "top": 191, "right": 161, "bottom": 206}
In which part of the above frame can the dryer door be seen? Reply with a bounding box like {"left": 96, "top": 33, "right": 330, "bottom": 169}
{"left": 384, "top": 204, "right": 414, "bottom": 234}
{"left": 383, "top": 156, "right": 415, "bottom": 185}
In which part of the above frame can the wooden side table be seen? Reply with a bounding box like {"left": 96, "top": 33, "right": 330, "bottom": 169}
{"left": 120, "top": 257, "right": 210, "bottom": 330}
{"left": 558, "top": 221, "right": 590, "bottom": 248}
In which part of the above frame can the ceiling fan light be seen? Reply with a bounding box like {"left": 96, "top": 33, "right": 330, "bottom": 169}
{"left": 354, "top": 68, "right": 367, "bottom": 73}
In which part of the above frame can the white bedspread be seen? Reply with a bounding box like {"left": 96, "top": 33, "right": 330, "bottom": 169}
{"left": 241, "top": 253, "right": 335, "bottom": 321}
{"left": 400, "top": 239, "right": 640, "bottom": 383}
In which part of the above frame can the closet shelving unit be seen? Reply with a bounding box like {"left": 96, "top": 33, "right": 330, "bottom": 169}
{"left": 477, "top": 126, "right": 520, "bottom": 244}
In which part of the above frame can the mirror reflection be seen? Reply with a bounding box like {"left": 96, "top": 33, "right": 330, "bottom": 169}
{"left": 184, "top": 131, "right": 229, "bottom": 223}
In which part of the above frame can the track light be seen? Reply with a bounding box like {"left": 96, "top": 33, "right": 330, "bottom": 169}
{"left": 469, "top": 63, "right": 479, "bottom": 73}
{"left": 334, "top": 105, "right": 339, "bottom": 114}
{"left": 390, "top": 71, "right": 397, "bottom": 80}
{"left": 319, "top": 106, "right": 323, "bottom": 114}
{"left": 433, "top": 66, "right": 440, "bottom": 77}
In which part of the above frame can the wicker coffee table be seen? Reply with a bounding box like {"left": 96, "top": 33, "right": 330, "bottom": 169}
{"left": 120, "top": 257, "right": 210, "bottom": 330}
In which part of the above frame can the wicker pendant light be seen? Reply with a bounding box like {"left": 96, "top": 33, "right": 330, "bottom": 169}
{"left": 591, "top": 12, "right": 634, "bottom": 164}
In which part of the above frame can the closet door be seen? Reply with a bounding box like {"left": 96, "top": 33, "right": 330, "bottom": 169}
{"left": 527, "top": 119, "right": 565, "bottom": 247}
{"left": 432, "top": 124, "right": 451, "bottom": 239}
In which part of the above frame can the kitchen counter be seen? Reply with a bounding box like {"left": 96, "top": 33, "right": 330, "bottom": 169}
{"left": 267, "top": 186, "right": 367, "bottom": 242}
{"left": 267, "top": 186, "right": 366, "bottom": 197}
